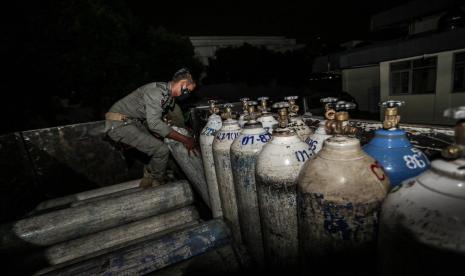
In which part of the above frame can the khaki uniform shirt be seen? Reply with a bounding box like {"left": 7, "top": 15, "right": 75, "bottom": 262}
{"left": 108, "top": 82, "right": 174, "bottom": 137}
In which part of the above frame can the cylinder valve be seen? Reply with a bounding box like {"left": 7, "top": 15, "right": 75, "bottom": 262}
{"left": 272, "top": 102, "right": 290, "bottom": 129}
{"left": 442, "top": 106, "right": 465, "bottom": 159}
{"left": 320, "top": 97, "right": 338, "bottom": 120}
{"left": 208, "top": 100, "right": 220, "bottom": 115}
{"left": 325, "top": 101, "right": 358, "bottom": 136}
{"left": 284, "top": 96, "right": 299, "bottom": 116}
{"left": 258, "top": 97, "right": 270, "bottom": 113}
{"left": 381, "top": 100, "right": 404, "bottom": 129}
{"left": 221, "top": 103, "right": 234, "bottom": 120}
{"left": 240, "top": 98, "right": 250, "bottom": 113}
{"left": 246, "top": 101, "right": 259, "bottom": 122}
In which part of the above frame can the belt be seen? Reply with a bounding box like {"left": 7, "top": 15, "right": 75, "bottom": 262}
{"left": 105, "top": 112, "right": 129, "bottom": 121}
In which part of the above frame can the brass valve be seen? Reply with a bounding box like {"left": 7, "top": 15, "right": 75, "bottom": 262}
{"left": 257, "top": 96, "right": 270, "bottom": 113}
{"left": 246, "top": 101, "right": 259, "bottom": 122}
{"left": 272, "top": 102, "right": 290, "bottom": 129}
{"left": 208, "top": 100, "right": 220, "bottom": 115}
{"left": 320, "top": 97, "right": 338, "bottom": 120}
{"left": 285, "top": 96, "right": 299, "bottom": 115}
{"left": 221, "top": 103, "right": 234, "bottom": 120}
{"left": 442, "top": 106, "right": 465, "bottom": 159}
{"left": 325, "top": 101, "right": 358, "bottom": 136}
{"left": 240, "top": 97, "right": 250, "bottom": 113}
{"left": 381, "top": 100, "right": 404, "bottom": 129}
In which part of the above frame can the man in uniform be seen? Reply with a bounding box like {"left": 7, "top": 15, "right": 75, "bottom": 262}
{"left": 105, "top": 68, "right": 197, "bottom": 188}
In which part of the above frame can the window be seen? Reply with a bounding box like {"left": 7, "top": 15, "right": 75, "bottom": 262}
{"left": 453, "top": 52, "right": 465, "bottom": 93}
{"left": 390, "top": 57, "right": 437, "bottom": 95}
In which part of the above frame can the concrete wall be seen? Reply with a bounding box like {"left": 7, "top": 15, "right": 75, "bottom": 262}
{"left": 380, "top": 48, "right": 465, "bottom": 125}
{"left": 342, "top": 66, "right": 380, "bottom": 113}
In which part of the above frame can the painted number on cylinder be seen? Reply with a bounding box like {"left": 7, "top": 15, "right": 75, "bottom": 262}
{"left": 305, "top": 138, "right": 318, "bottom": 151}
{"left": 201, "top": 127, "right": 216, "bottom": 136}
{"left": 216, "top": 132, "right": 239, "bottom": 141}
{"left": 295, "top": 147, "right": 315, "bottom": 163}
{"left": 403, "top": 148, "right": 427, "bottom": 169}
{"left": 241, "top": 133, "right": 272, "bottom": 145}
{"left": 370, "top": 161, "right": 386, "bottom": 181}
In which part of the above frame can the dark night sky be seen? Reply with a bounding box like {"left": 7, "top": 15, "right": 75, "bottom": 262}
{"left": 125, "top": 0, "right": 412, "bottom": 42}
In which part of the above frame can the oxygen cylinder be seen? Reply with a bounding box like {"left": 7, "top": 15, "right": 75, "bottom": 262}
{"left": 231, "top": 101, "right": 271, "bottom": 268}
{"left": 200, "top": 100, "right": 223, "bottom": 218}
{"left": 257, "top": 96, "right": 278, "bottom": 133}
{"left": 212, "top": 104, "right": 242, "bottom": 242}
{"left": 363, "top": 100, "right": 430, "bottom": 187}
{"left": 298, "top": 101, "right": 390, "bottom": 275}
{"left": 285, "top": 96, "right": 312, "bottom": 142}
{"left": 304, "top": 97, "right": 338, "bottom": 154}
{"left": 238, "top": 97, "right": 250, "bottom": 128}
{"left": 255, "top": 102, "right": 314, "bottom": 270}
{"left": 378, "top": 106, "right": 465, "bottom": 276}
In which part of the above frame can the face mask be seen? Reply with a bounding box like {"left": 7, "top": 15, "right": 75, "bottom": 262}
{"left": 177, "top": 86, "right": 191, "bottom": 101}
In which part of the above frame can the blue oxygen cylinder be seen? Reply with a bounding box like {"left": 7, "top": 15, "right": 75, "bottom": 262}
{"left": 363, "top": 100, "right": 430, "bottom": 187}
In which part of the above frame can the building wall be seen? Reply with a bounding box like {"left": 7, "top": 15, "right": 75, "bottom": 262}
{"left": 380, "top": 48, "right": 465, "bottom": 125}
{"left": 342, "top": 66, "right": 380, "bottom": 113}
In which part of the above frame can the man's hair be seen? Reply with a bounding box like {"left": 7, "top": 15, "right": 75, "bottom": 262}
{"left": 172, "top": 68, "right": 194, "bottom": 84}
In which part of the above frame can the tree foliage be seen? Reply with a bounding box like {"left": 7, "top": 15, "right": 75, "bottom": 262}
{"left": 203, "top": 43, "right": 314, "bottom": 86}
{"left": 1, "top": 0, "right": 202, "bottom": 133}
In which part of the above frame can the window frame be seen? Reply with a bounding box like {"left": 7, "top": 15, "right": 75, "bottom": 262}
{"left": 389, "top": 56, "right": 437, "bottom": 96}
{"left": 452, "top": 51, "right": 465, "bottom": 93}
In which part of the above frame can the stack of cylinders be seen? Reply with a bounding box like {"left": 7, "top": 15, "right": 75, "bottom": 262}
{"left": 213, "top": 118, "right": 242, "bottom": 242}
{"left": 164, "top": 127, "right": 210, "bottom": 207}
{"left": 33, "top": 179, "right": 141, "bottom": 212}
{"left": 298, "top": 136, "right": 390, "bottom": 275}
{"left": 200, "top": 113, "right": 223, "bottom": 218}
{"left": 0, "top": 180, "right": 194, "bottom": 251}
{"left": 39, "top": 219, "right": 231, "bottom": 276}
{"left": 30, "top": 207, "right": 199, "bottom": 266}
{"left": 231, "top": 120, "right": 271, "bottom": 267}
{"left": 255, "top": 128, "right": 313, "bottom": 270}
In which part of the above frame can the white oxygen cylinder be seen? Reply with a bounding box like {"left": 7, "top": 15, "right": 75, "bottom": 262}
{"left": 199, "top": 100, "right": 223, "bottom": 218}
{"left": 212, "top": 104, "right": 242, "bottom": 242}
{"left": 257, "top": 96, "right": 278, "bottom": 133}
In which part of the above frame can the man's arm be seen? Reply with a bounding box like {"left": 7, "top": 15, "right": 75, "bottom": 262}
{"left": 144, "top": 92, "right": 173, "bottom": 137}
{"left": 144, "top": 92, "right": 197, "bottom": 154}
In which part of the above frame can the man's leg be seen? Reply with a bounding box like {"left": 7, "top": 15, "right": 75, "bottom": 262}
{"left": 107, "top": 122, "right": 170, "bottom": 187}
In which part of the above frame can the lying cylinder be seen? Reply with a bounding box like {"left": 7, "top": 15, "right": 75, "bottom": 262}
{"left": 41, "top": 219, "right": 231, "bottom": 276}
{"left": 28, "top": 206, "right": 199, "bottom": 268}
{"left": 255, "top": 102, "right": 313, "bottom": 270}
{"left": 230, "top": 101, "right": 270, "bottom": 267}
{"left": 200, "top": 100, "right": 223, "bottom": 218}
{"left": 0, "top": 180, "right": 193, "bottom": 251}
{"left": 165, "top": 127, "right": 210, "bottom": 207}
{"left": 298, "top": 136, "right": 390, "bottom": 275}
{"left": 33, "top": 179, "right": 141, "bottom": 212}
{"left": 70, "top": 187, "right": 142, "bottom": 207}
{"left": 213, "top": 104, "right": 242, "bottom": 242}
{"left": 378, "top": 106, "right": 465, "bottom": 275}
{"left": 257, "top": 97, "right": 278, "bottom": 133}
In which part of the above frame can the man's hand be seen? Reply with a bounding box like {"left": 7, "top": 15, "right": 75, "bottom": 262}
{"left": 166, "top": 131, "right": 199, "bottom": 157}
{"left": 184, "top": 137, "right": 200, "bottom": 157}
